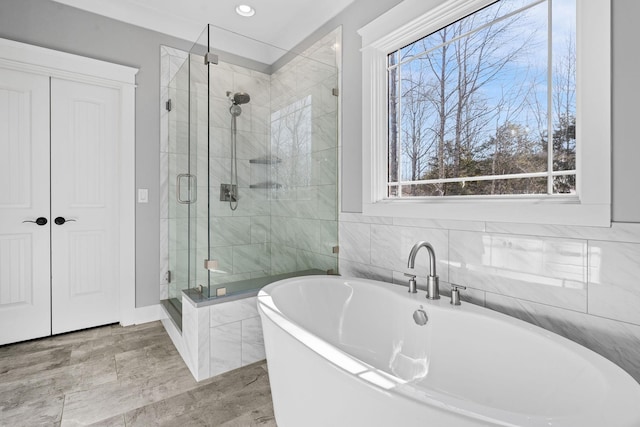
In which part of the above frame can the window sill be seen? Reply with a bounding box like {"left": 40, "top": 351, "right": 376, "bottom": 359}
{"left": 363, "top": 198, "right": 611, "bottom": 227}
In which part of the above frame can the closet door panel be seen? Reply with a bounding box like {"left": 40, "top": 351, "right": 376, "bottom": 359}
{"left": 0, "top": 69, "right": 51, "bottom": 345}
{"left": 50, "top": 78, "right": 120, "bottom": 334}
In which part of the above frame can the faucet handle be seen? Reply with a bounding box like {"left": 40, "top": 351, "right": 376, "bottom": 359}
{"left": 404, "top": 273, "right": 417, "bottom": 293}
{"left": 450, "top": 284, "right": 467, "bottom": 306}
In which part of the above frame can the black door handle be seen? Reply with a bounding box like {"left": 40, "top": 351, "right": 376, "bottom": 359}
{"left": 23, "top": 217, "right": 48, "bottom": 226}
{"left": 54, "top": 217, "right": 76, "bottom": 225}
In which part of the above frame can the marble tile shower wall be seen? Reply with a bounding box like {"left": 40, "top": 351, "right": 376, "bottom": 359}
{"left": 269, "top": 30, "right": 340, "bottom": 275}
{"left": 339, "top": 213, "right": 640, "bottom": 383}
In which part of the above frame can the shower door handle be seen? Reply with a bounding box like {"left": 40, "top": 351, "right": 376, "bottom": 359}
{"left": 176, "top": 174, "right": 197, "bottom": 204}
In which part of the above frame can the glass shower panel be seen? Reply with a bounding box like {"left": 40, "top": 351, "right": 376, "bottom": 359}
{"left": 167, "top": 52, "right": 190, "bottom": 307}
{"left": 269, "top": 30, "right": 340, "bottom": 280}
{"left": 167, "top": 24, "right": 341, "bottom": 305}
{"left": 204, "top": 25, "right": 341, "bottom": 298}
{"left": 188, "top": 27, "right": 210, "bottom": 295}
{"left": 204, "top": 25, "right": 279, "bottom": 294}
{"left": 167, "top": 26, "right": 210, "bottom": 307}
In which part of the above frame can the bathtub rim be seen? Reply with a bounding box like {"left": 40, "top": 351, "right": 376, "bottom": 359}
{"left": 258, "top": 275, "right": 640, "bottom": 427}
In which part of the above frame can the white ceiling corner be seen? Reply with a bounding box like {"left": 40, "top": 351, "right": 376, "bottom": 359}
{"left": 50, "top": 0, "right": 355, "bottom": 64}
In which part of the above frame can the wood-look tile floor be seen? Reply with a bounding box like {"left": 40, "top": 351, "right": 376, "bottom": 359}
{"left": 0, "top": 321, "right": 277, "bottom": 426}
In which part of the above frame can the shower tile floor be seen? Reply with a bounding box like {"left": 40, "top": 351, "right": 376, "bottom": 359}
{"left": 0, "top": 321, "right": 276, "bottom": 426}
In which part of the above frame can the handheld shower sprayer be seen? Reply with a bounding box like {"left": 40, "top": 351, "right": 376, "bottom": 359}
{"left": 227, "top": 91, "right": 250, "bottom": 117}
{"left": 224, "top": 90, "right": 251, "bottom": 211}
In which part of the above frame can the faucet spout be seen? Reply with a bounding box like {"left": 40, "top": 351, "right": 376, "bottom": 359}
{"left": 407, "top": 241, "right": 437, "bottom": 276}
{"left": 407, "top": 241, "right": 440, "bottom": 300}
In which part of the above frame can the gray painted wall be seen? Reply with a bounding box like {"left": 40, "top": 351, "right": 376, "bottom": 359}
{"left": 294, "top": 0, "right": 404, "bottom": 213}
{"left": 0, "top": 0, "right": 193, "bottom": 306}
{"left": 612, "top": 0, "right": 640, "bottom": 223}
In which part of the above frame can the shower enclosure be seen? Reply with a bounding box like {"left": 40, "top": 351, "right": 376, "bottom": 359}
{"left": 163, "top": 25, "right": 340, "bottom": 319}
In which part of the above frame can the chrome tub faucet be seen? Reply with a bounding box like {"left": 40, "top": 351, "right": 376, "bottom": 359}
{"left": 407, "top": 241, "right": 440, "bottom": 300}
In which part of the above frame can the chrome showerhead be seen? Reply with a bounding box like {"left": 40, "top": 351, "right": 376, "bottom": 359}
{"left": 232, "top": 92, "right": 250, "bottom": 105}
{"left": 227, "top": 91, "right": 250, "bottom": 105}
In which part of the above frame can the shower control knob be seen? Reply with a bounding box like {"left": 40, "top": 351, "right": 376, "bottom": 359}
{"left": 54, "top": 217, "right": 76, "bottom": 225}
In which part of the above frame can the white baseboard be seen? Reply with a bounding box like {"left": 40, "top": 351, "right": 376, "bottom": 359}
{"left": 121, "top": 304, "right": 161, "bottom": 326}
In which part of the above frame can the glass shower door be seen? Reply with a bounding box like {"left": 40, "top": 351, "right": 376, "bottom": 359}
{"left": 167, "top": 28, "right": 210, "bottom": 311}
{"left": 188, "top": 27, "right": 211, "bottom": 298}
{"left": 167, "top": 53, "right": 192, "bottom": 312}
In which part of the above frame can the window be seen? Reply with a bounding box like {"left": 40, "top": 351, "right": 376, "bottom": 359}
{"left": 359, "top": 0, "right": 610, "bottom": 226}
{"left": 271, "top": 96, "right": 313, "bottom": 190}
{"left": 388, "top": 0, "right": 575, "bottom": 198}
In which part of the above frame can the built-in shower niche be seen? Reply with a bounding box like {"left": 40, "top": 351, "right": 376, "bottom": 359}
{"left": 160, "top": 25, "right": 340, "bottom": 377}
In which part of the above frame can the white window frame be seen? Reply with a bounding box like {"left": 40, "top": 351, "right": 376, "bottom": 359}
{"left": 358, "top": 0, "right": 610, "bottom": 226}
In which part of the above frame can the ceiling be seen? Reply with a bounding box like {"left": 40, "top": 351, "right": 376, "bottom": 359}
{"left": 51, "top": 0, "right": 355, "bottom": 63}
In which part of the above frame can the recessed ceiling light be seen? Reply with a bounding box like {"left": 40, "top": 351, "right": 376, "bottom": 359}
{"left": 235, "top": 4, "right": 255, "bottom": 17}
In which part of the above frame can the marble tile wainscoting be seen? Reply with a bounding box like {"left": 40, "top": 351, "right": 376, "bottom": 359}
{"left": 162, "top": 295, "right": 266, "bottom": 382}
{"left": 339, "top": 213, "right": 640, "bottom": 383}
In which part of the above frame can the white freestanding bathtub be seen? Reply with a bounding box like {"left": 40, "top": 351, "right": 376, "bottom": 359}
{"left": 257, "top": 276, "right": 640, "bottom": 427}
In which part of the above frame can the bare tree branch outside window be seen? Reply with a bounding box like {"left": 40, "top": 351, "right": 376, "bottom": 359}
{"left": 387, "top": 0, "right": 576, "bottom": 198}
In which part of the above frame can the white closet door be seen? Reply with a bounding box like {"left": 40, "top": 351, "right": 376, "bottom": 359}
{"left": 50, "top": 78, "right": 120, "bottom": 334}
{"left": 0, "top": 69, "right": 51, "bottom": 345}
